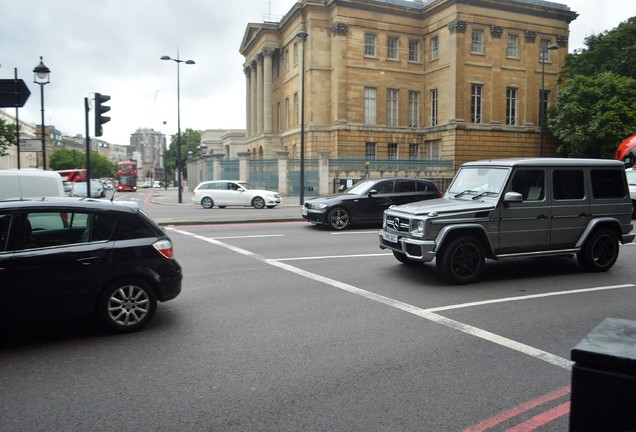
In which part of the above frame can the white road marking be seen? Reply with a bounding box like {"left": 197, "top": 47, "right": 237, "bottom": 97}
{"left": 275, "top": 253, "right": 392, "bottom": 261}
{"left": 330, "top": 231, "right": 379, "bottom": 235}
{"left": 212, "top": 234, "right": 284, "bottom": 240}
{"left": 167, "top": 227, "right": 635, "bottom": 371}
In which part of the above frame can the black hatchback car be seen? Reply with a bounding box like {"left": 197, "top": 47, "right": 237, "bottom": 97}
{"left": 301, "top": 178, "right": 441, "bottom": 230}
{"left": 0, "top": 197, "right": 182, "bottom": 333}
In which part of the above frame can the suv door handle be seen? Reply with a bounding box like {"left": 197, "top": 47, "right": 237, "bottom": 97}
{"left": 579, "top": 212, "right": 589, "bottom": 218}
{"left": 537, "top": 214, "right": 547, "bottom": 219}
{"left": 77, "top": 256, "right": 100, "bottom": 265}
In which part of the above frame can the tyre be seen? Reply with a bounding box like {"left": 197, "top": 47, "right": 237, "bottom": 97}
{"left": 327, "top": 207, "right": 350, "bottom": 230}
{"left": 577, "top": 228, "right": 619, "bottom": 272}
{"left": 266, "top": 205, "right": 276, "bottom": 209}
{"left": 97, "top": 278, "right": 157, "bottom": 333}
{"left": 436, "top": 236, "right": 485, "bottom": 284}
{"left": 201, "top": 197, "right": 214, "bottom": 209}
{"left": 252, "top": 196, "right": 265, "bottom": 209}
{"left": 218, "top": 206, "right": 227, "bottom": 209}
{"left": 393, "top": 250, "right": 421, "bottom": 266}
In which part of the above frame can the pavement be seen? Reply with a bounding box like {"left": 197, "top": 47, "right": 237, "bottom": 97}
{"left": 146, "top": 186, "right": 305, "bottom": 226}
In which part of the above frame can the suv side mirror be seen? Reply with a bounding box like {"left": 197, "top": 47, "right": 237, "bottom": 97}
{"left": 503, "top": 191, "right": 523, "bottom": 203}
{"left": 368, "top": 189, "right": 378, "bottom": 197}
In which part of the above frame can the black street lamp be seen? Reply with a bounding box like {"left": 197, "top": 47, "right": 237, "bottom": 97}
{"left": 33, "top": 56, "right": 50, "bottom": 170}
{"left": 539, "top": 43, "right": 559, "bottom": 157}
{"left": 297, "top": 27, "right": 308, "bottom": 204}
{"left": 161, "top": 51, "right": 195, "bottom": 203}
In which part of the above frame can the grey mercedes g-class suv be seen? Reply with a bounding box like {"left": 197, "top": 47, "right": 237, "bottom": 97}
{"left": 379, "top": 158, "right": 635, "bottom": 284}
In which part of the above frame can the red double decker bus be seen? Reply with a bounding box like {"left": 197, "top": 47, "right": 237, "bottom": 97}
{"left": 116, "top": 160, "right": 138, "bottom": 192}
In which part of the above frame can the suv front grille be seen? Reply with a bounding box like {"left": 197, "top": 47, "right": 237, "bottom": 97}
{"left": 386, "top": 215, "right": 410, "bottom": 233}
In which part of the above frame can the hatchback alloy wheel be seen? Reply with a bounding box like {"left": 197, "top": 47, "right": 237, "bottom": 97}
{"left": 98, "top": 279, "right": 157, "bottom": 333}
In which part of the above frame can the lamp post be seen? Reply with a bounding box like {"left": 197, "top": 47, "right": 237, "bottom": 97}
{"left": 539, "top": 43, "right": 559, "bottom": 157}
{"left": 297, "top": 27, "right": 308, "bottom": 205}
{"left": 161, "top": 51, "right": 195, "bottom": 203}
{"left": 33, "top": 56, "right": 50, "bottom": 170}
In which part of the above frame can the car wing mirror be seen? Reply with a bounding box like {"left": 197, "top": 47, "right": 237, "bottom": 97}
{"left": 503, "top": 191, "right": 523, "bottom": 204}
{"left": 368, "top": 189, "right": 378, "bottom": 196}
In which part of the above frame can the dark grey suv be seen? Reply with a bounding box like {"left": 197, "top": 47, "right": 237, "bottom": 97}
{"left": 0, "top": 197, "right": 182, "bottom": 332}
{"left": 380, "top": 158, "right": 635, "bottom": 284}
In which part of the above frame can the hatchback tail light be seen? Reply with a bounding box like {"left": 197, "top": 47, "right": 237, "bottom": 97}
{"left": 153, "top": 239, "right": 175, "bottom": 259}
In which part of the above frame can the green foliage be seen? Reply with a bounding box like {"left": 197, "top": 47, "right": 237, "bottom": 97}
{"left": 0, "top": 118, "right": 17, "bottom": 156}
{"left": 548, "top": 16, "right": 636, "bottom": 158}
{"left": 164, "top": 128, "right": 202, "bottom": 179}
{"left": 49, "top": 148, "right": 115, "bottom": 178}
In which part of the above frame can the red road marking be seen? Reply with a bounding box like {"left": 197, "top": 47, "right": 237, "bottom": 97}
{"left": 505, "top": 402, "right": 570, "bottom": 432}
{"left": 463, "top": 386, "right": 570, "bottom": 432}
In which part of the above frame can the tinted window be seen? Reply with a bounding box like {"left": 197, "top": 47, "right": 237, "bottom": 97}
{"left": 553, "top": 170, "right": 584, "bottom": 200}
{"left": 0, "top": 213, "right": 12, "bottom": 252}
{"left": 22, "top": 211, "right": 90, "bottom": 249}
{"left": 117, "top": 211, "right": 159, "bottom": 240}
{"left": 86, "top": 213, "right": 117, "bottom": 242}
{"left": 591, "top": 169, "right": 626, "bottom": 198}
{"left": 395, "top": 180, "right": 416, "bottom": 193}
{"left": 416, "top": 180, "right": 434, "bottom": 192}
{"left": 511, "top": 169, "right": 545, "bottom": 201}
{"left": 374, "top": 180, "right": 394, "bottom": 194}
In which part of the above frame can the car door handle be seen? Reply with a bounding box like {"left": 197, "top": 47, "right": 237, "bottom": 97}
{"left": 537, "top": 214, "right": 547, "bottom": 219}
{"left": 77, "top": 256, "right": 100, "bottom": 265}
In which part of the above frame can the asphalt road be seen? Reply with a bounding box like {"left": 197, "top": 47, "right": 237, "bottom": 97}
{"left": 2, "top": 207, "right": 636, "bottom": 431}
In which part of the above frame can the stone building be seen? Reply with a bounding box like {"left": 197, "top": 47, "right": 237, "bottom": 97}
{"left": 239, "top": 0, "right": 577, "bottom": 169}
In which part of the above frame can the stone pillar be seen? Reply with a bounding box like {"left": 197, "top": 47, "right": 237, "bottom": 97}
{"left": 250, "top": 62, "right": 257, "bottom": 137}
{"left": 263, "top": 48, "right": 273, "bottom": 134}
{"left": 276, "top": 150, "right": 289, "bottom": 196}
{"left": 318, "top": 151, "right": 330, "bottom": 196}
{"left": 244, "top": 67, "right": 252, "bottom": 137}
{"left": 237, "top": 152, "right": 252, "bottom": 183}
{"left": 256, "top": 54, "right": 264, "bottom": 134}
{"left": 211, "top": 154, "right": 224, "bottom": 181}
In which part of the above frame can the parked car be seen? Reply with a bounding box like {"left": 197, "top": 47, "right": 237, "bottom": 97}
{"left": 380, "top": 158, "right": 635, "bottom": 284}
{"left": 70, "top": 180, "right": 105, "bottom": 198}
{"left": 0, "top": 197, "right": 182, "bottom": 332}
{"left": 192, "top": 180, "right": 282, "bottom": 209}
{"left": 301, "top": 178, "right": 442, "bottom": 230}
{"left": 142, "top": 180, "right": 152, "bottom": 188}
{"left": 0, "top": 169, "right": 65, "bottom": 199}
{"left": 625, "top": 168, "right": 636, "bottom": 217}
{"left": 153, "top": 181, "right": 162, "bottom": 188}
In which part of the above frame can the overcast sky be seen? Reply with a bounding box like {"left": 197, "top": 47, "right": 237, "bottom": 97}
{"left": 1, "top": 0, "right": 634, "bottom": 146}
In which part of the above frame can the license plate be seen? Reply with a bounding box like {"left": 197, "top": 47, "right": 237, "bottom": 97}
{"left": 301, "top": 207, "right": 308, "bottom": 216}
{"left": 382, "top": 231, "right": 398, "bottom": 243}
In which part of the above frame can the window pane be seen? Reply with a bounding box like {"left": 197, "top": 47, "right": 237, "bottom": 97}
{"left": 365, "top": 34, "right": 376, "bottom": 57}
{"left": 364, "top": 88, "right": 377, "bottom": 125}
{"left": 387, "top": 89, "right": 398, "bottom": 127}
{"left": 430, "top": 36, "right": 439, "bottom": 60}
{"left": 471, "top": 29, "right": 484, "bottom": 54}
{"left": 471, "top": 84, "right": 482, "bottom": 124}
{"left": 388, "top": 36, "right": 398, "bottom": 60}
{"left": 409, "top": 39, "right": 419, "bottom": 62}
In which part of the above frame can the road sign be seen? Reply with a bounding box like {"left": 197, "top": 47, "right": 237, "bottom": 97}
{"left": 0, "top": 79, "right": 31, "bottom": 108}
{"left": 19, "top": 139, "right": 42, "bottom": 152}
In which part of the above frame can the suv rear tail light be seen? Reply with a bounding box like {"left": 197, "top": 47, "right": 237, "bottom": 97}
{"left": 153, "top": 239, "right": 175, "bottom": 259}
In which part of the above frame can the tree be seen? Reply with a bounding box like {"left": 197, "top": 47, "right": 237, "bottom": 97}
{"left": 0, "top": 117, "right": 17, "bottom": 156}
{"left": 49, "top": 147, "right": 115, "bottom": 178}
{"left": 164, "top": 128, "right": 202, "bottom": 180}
{"left": 548, "top": 17, "right": 636, "bottom": 158}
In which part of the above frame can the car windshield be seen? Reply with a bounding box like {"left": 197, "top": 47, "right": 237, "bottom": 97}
{"left": 343, "top": 180, "right": 375, "bottom": 195}
{"left": 447, "top": 167, "right": 509, "bottom": 198}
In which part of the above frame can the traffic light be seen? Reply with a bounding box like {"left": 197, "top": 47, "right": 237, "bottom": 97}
{"left": 94, "top": 93, "right": 111, "bottom": 137}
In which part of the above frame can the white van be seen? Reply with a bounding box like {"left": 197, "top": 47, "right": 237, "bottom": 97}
{"left": 0, "top": 169, "right": 65, "bottom": 199}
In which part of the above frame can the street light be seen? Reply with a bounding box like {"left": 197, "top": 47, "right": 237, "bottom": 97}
{"left": 33, "top": 56, "right": 50, "bottom": 170}
{"left": 161, "top": 51, "right": 195, "bottom": 203}
{"left": 539, "top": 43, "right": 559, "bottom": 157}
{"left": 297, "top": 27, "right": 308, "bottom": 204}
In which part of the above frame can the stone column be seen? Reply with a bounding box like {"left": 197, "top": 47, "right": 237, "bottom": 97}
{"left": 263, "top": 48, "right": 273, "bottom": 134}
{"left": 244, "top": 67, "right": 252, "bottom": 137}
{"left": 256, "top": 54, "right": 264, "bottom": 134}
{"left": 250, "top": 62, "right": 257, "bottom": 137}
{"left": 211, "top": 154, "right": 224, "bottom": 181}
{"left": 318, "top": 151, "right": 330, "bottom": 196}
{"left": 276, "top": 150, "right": 289, "bottom": 196}
{"left": 237, "top": 152, "right": 252, "bottom": 183}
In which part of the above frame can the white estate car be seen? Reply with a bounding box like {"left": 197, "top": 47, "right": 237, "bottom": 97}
{"left": 626, "top": 168, "right": 636, "bottom": 217}
{"left": 192, "top": 180, "right": 282, "bottom": 209}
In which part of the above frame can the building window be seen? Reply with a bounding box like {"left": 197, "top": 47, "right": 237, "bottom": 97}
{"left": 388, "top": 143, "right": 398, "bottom": 159}
{"left": 285, "top": 97, "right": 290, "bottom": 130}
{"left": 540, "top": 39, "right": 552, "bottom": 63}
{"left": 365, "top": 33, "right": 377, "bottom": 57}
{"left": 277, "top": 102, "right": 282, "bottom": 132}
{"left": 285, "top": 48, "right": 290, "bottom": 71}
{"left": 387, "top": 89, "right": 398, "bottom": 127}
{"left": 294, "top": 92, "right": 299, "bottom": 126}
{"left": 507, "top": 34, "right": 519, "bottom": 58}
{"left": 471, "top": 84, "right": 483, "bottom": 124}
{"left": 539, "top": 89, "right": 550, "bottom": 126}
{"left": 426, "top": 140, "right": 441, "bottom": 160}
{"left": 365, "top": 142, "right": 376, "bottom": 159}
{"left": 293, "top": 41, "right": 298, "bottom": 65}
{"left": 408, "top": 39, "right": 420, "bottom": 62}
{"left": 364, "top": 87, "right": 377, "bottom": 125}
{"left": 409, "top": 144, "right": 419, "bottom": 159}
{"left": 430, "top": 88, "right": 438, "bottom": 126}
{"left": 408, "top": 91, "right": 419, "bottom": 128}
{"left": 506, "top": 87, "right": 517, "bottom": 126}
{"left": 387, "top": 36, "right": 399, "bottom": 60}
{"left": 471, "top": 29, "right": 484, "bottom": 54}
{"left": 430, "top": 35, "right": 439, "bottom": 60}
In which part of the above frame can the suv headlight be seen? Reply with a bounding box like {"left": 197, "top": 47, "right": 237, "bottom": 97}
{"left": 412, "top": 219, "right": 426, "bottom": 237}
